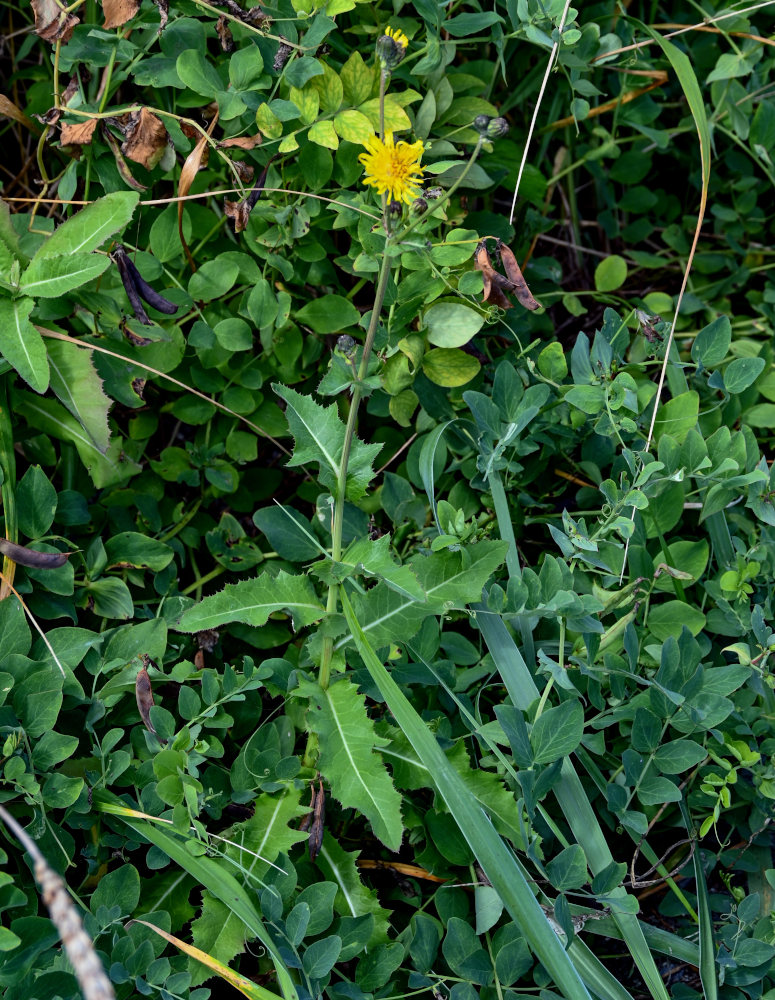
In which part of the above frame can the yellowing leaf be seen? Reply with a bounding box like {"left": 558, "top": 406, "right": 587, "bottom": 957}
{"left": 422, "top": 348, "right": 480, "bottom": 387}
{"left": 289, "top": 85, "right": 320, "bottom": 125}
{"left": 308, "top": 120, "right": 339, "bottom": 149}
{"left": 278, "top": 133, "right": 300, "bottom": 152}
{"left": 333, "top": 109, "right": 374, "bottom": 144}
{"left": 310, "top": 62, "right": 344, "bottom": 113}
{"left": 340, "top": 51, "right": 376, "bottom": 106}
{"left": 358, "top": 97, "right": 411, "bottom": 132}
{"left": 256, "top": 103, "right": 282, "bottom": 139}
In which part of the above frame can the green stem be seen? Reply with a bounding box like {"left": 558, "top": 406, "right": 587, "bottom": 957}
{"left": 181, "top": 563, "right": 225, "bottom": 597}
{"left": 317, "top": 247, "right": 393, "bottom": 694}
{"left": 0, "top": 375, "right": 18, "bottom": 601}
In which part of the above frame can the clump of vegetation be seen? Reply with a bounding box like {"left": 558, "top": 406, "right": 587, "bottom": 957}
{"left": 1, "top": 3, "right": 775, "bottom": 1000}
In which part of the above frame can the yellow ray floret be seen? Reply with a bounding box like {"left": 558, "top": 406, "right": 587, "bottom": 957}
{"left": 385, "top": 25, "right": 409, "bottom": 49}
{"left": 359, "top": 132, "right": 424, "bottom": 205}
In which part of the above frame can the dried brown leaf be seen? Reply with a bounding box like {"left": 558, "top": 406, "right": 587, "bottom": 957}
{"left": 233, "top": 160, "right": 254, "bottom": 183}
{"left": 135, "top": 666, "right": 156, "bottom": 732}
{"left": 31, "top": 0, "right": 79, "bottom": 42}
{"left": 178, "top": 111, "right": 219, "bottom": 268}
{"left": 308, "top": 778, "right": 325, "bottom": 862}
{"left": 60, "top": 75, "right": 79, "bottom": 106}
{"left": 216, "top": 14, "right": 234, "bottom": 51}
{"left": 224, "top": 199, "right": 251, "bottom": 233}
{"left": 0, "top": 95, "right": 40, "bottom": 132}
{"left": 101, "top": 124, "right": 147, "bottom": 191}
{"left": 120, "top": 107, "right": 168, "bottom": 170}
{"left": 60, "top": 117, "right": 98, "bottom": 146}
{"left": 152, "top": 0, "right": 168, "bottom": 31}
{"left": 499, "top": 242, "right": 541, "bottom": 311}
{"left": 218, "top": 133, "right": 262, "bottom": 150}
{"left": 102, "top": 0, "right": 139, "bottom": 28}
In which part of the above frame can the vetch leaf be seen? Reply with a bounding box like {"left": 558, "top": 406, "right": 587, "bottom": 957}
{"left": 691, "top": 316, "right": 731, "bottom": 368}
{"left": 295, "top": 294, "right": 360, "bottom": 334}
{"left": 423, "top": 302, "right": 485, "bottom": 349}
{"left": 300, "top": 676, "right": 404, "bottom": 851}
{"left": 177, "top": 569, "right": 325, "bottom": 632}
{"left": 724, "top": 357, "right": 765, "bottom": 394}
{"left": 530, "top": 701, "right": 584, "bottom": 765}
{"left": 594, "top": 255, "right": 628, "bottom": 292}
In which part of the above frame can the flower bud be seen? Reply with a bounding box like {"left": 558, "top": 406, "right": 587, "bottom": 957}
{"left": 424, "top": 186, "right": 443, "bottom": 200}
{"left": 376, "top": 27, "right": 407, "bottom": 70}
{"left": 387, "top": 199, "right": 403, "bottom": 222}
{"left": 336, "top": 334, "right": 356, "bottom": 357}
{"left": 411, "top": 197, "right": 428, "bottom": 214}
{"left": 473, "top": 115, "right": 510, "bottom": 139}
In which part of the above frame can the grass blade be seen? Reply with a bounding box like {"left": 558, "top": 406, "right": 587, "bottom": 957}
{"left": 475, "top": 607, "right": 671, "bottom": 1000}
{"left": 680, "top": 802, "right": 718, "bottom": 1000}
{"left": 341, "top": 590, "right": 593, "bottom": 1000}
{"left": 92, "top": 792, "right": 298, "bottom": 1000}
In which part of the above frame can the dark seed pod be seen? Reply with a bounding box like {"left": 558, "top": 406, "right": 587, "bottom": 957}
{"left": 0, "top": 538, "right": 71, "bottom": 569}
{"left": 135, "top": 665, "right": 156, "bottom": 734}
{"left": 112, "top": 245, "right": 179, "bottom": 319}
{"left": 112, "top": 247, "right": 152, "bottom": 325}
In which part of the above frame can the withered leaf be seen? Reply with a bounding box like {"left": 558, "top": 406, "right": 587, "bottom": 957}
{"left": 60, "top": 118, "right": 98, "bottom": 146}
{"left": 120, "top": 107, "right": 169, "bottom": 170}
{"left": 31, "top": 0, "right": 79, "bottom": 42}
{"left": 135, "top": 666, "right": 156, "bottom": 733}
{"left": 60, "top": 75, "right": 79, "bottom": 106}
{"left": 473, "top": 242, "right": 512, "bottom": 310}
{"left": 308, "top": 777, "right": 325, "bottom": 862}
{"left": 219, "top": 133, "right": 262, "bottom": 150}
{"left": 473, "top": 240, "right": 541, "bottom": 312}
{"left": 216, "top": 14, "right": 234, "bottom": 51}
{"left": 0, "top": 538, "right": 71, "bottom": 569}
{"left": 102, "top": 0, "right": 140, "bottom": 28}
{"left": 178, "top": 110, "right": 219, "bottom": 268}
{"left": 121, "top": 320, "right": 152, "bottom": 346}
{"left": 233, "top": 160, "right": 254, "bottom": 183}
{"left": 152, "top": 0, "right": 168, "bottom": 31}
{"left": 224, "top": 155, "right": 274, "bottom": 234}
{"left": 498, "top": 241, "right": 541, "bottom": 311}
{"left": 101, "top": 124, "right": 147, "bottom": 191}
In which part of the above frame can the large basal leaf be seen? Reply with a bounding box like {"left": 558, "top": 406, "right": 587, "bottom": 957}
{"left": 0, "top": 297, "right": 49, "bottom": 393}
{"left": 224, "top": 787, "right": 310, "bottom": 880}
{"left": 348, "top": 541, "right": 507, "bottom": 648}
{"left": 14, "top": 391, "right": 140, "bottom": 488}
{"left": 46, "top": 337, "right": 111, "bottom": 452}
{"left": 35, "top": 191, "right": 139, "bottom": 259}
{"left": 299, "top": 676, "right": 403, "bottom": 851}
{"left": 340, "top": 535, "right": 425, "bottom": 600}
{"left": 19, "top": 252, "right": 111, "bottom": 298}
{"left": 273, "top": 384, "right": 382, "bottom": 501}
{"left": 177, "top": 570, "right": 325, "bottom": 632}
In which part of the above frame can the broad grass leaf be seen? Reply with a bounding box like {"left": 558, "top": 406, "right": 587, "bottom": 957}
{"left": 274, "top": 384, "right": 381, "bottom": 501}
{"left": 0, "top": 297, "right": 49, "bottom": 393}
{"left": 300, "top": 676, "right": 403, "bottom": 851}
{"left": 177, "top": 569, "right": 325, "bottom": 631}
{"left": 35, "top": 191, "right": 139, "bottom": 258}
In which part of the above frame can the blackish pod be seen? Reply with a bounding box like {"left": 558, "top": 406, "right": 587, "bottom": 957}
{"left": 112, "top": 247, "right": 152, "bottom": 325}
{"left": 0, "top": 539, "right": 71, "bottom": 569}
{"left": 112, "top": 245, "right": 178, "bottom": 318}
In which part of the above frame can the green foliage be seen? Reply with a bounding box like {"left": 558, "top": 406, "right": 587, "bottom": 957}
{"left": 2, "top": 3, "right": 775, "bottom": 1000}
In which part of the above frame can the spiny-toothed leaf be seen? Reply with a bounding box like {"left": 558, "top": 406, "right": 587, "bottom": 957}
{"left": 224, "top": 787, "right": 311, "bottom": 878}
{"left": 299, "top": 676, "right": 403, "bottom": 851}
{"left": 273, "top": 383, "right": 382, "bottom": 501}
{"left": 315, "top": 833, "right": 391, "bottom": 946}
{"left": 348, "top": 541, "right": 507, "bottom": 648}
{"left": 382, "top": 727, "right": 524, "bottom": 850}
{"left": 46, "top": 337, "right": 112, "bottom": 452}
{"left": 36, "top": 191, "right": 139, "bottom": 258}
{"left": 190, "top": 895, "right": 250, "bottom": 987}
{"left": 177, "top": 570, "right": 324, "bottom": 632}
{"left": 341, "top": 535, "right": 425, "bottom": 600}
{"left": 0, "top": 297, "right": 49, "bottom": 393}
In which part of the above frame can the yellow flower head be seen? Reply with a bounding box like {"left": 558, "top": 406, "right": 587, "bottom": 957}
{"left": 385, "top": 25, "right": 409, "bottom": 50}
{"left": 359, "top": 132, "right": 425, "bottom": 205}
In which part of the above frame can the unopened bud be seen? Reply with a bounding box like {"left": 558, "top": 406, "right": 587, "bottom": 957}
{"left": 411, "top": 197, "right": 428, "bottom": 213}
{"left": 376, "top": 29, "right": 406, "bottom": 70}
{"left": 336, "top": 334, "right": 356, "bottom": 357}
{"left": 387, "top": 199, "right": 403, "bottom": 221}
{"left": 473, "top": 115, "right": 510, "bottom": 139}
